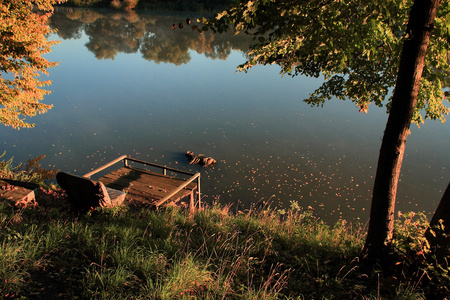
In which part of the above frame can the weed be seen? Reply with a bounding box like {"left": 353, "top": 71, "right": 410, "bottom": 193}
{"left": 0, "top": 152, "right": 58, "bottom": 186}
{"left": 0, "top": 182, "right": 448, "bottom": 298}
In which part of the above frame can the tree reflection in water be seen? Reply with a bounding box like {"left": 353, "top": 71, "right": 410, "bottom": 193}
{"left": 49, "top": 7, "right": 253, "bottom": 64}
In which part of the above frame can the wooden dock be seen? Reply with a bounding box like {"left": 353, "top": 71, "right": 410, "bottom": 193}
{"left": 84, "top": 156, "right": 201, "bottom": 210}
{"left": 98, "top": 167, "right": 198, "bottom": 207}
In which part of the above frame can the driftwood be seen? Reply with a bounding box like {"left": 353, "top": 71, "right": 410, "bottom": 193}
{"left": 186, "top": 151, "right": 216, "bottom": 167}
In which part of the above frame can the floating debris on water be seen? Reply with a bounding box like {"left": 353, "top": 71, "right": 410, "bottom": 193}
{"left": 186, "top": 151, "right": 217, "bottom": 167}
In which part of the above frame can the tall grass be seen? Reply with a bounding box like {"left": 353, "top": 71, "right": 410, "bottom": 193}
{"left": 0, "top": 195, "right": 446, "bottom": 299}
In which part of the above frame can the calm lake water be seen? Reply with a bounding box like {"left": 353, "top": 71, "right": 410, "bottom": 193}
{"left": 2, "top": 7, "right": 449, "bottom": 224}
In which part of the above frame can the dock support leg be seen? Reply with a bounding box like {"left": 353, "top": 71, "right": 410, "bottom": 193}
{"left": 197, "top": 176, "right": 201, "bottom": 209}
{"left": 189, "top": 192, "right": 195, "bottom": 214}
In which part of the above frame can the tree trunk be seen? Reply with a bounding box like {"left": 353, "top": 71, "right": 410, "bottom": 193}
{"left": 364, "top": 0, "right": 441, "bottom": 260}
{"left": 425, "top": 182, "right": 450, "bottom": 262}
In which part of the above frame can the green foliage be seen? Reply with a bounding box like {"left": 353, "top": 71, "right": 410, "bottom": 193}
{"left": 392, "top": 212, "right": 430, "bottom": 256}
{"left": 0, "top": 152, "right": 21, "bottom": 175}
{"left": 201, "top": 0, "right": 450, "bottom": 125}
{"left": 392, "top": 212, "right": 450, "bottom": 297}
{"left": 0, "top": 153, "right": 58, "bottom": 185}
{"left": 0, "top": 0, "right": 67, "bottom": 128}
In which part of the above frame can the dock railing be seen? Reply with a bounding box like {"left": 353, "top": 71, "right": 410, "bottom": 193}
{"left": 83, "top": 155, "right": 201, "bottom": 208}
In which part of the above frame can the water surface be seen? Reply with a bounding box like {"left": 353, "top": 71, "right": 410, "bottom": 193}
{"left": 2, "top": 7, "right": 449, "bottom": 224}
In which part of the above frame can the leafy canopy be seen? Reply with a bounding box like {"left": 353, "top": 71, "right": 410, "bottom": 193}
{"left": 0, "top": 0, "right": 65, "bottom": 129}
{"left": 201, "top": 0, "right": 450, "bottom": 125}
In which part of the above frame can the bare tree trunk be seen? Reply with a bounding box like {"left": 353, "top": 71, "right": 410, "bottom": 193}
{"left": 364, "top": 0, "right": 441, "bottom": 260}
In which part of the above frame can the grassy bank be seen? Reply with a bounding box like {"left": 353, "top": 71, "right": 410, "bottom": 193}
{"left": 1, "top": 191, "right": 447, "bottom": 299}
{"left": 0, "top": 155, "right": 448, "bottom": 299}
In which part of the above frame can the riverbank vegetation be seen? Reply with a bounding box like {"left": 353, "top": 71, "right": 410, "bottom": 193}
{"left": 1, "top": 160, "right": 449, "bottom": 299}
{"left": 2, "top": 196, "right": 448, "bottom": 299}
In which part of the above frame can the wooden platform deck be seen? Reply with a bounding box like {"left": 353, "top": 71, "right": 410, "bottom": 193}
{"left": 98, "top": 166, "right": 198, "bottom": 207}
{"left": 83, "top": 156, "right": 201, "bottom": 210}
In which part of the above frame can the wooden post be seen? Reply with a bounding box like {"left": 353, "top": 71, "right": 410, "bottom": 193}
{"left": 190, "top": 192, "right": 195, "bottom": 214}
{"left": 197, "top": 174, "right": 201, "bottom": 209}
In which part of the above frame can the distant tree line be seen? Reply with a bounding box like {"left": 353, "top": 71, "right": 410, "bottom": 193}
{"left": 61, "top": 0, "right": 233, "bottom": 12}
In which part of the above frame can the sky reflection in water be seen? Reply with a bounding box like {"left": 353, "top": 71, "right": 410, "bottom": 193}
{"left": 1, "top": 8, "right": 449, "bottom": 224}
